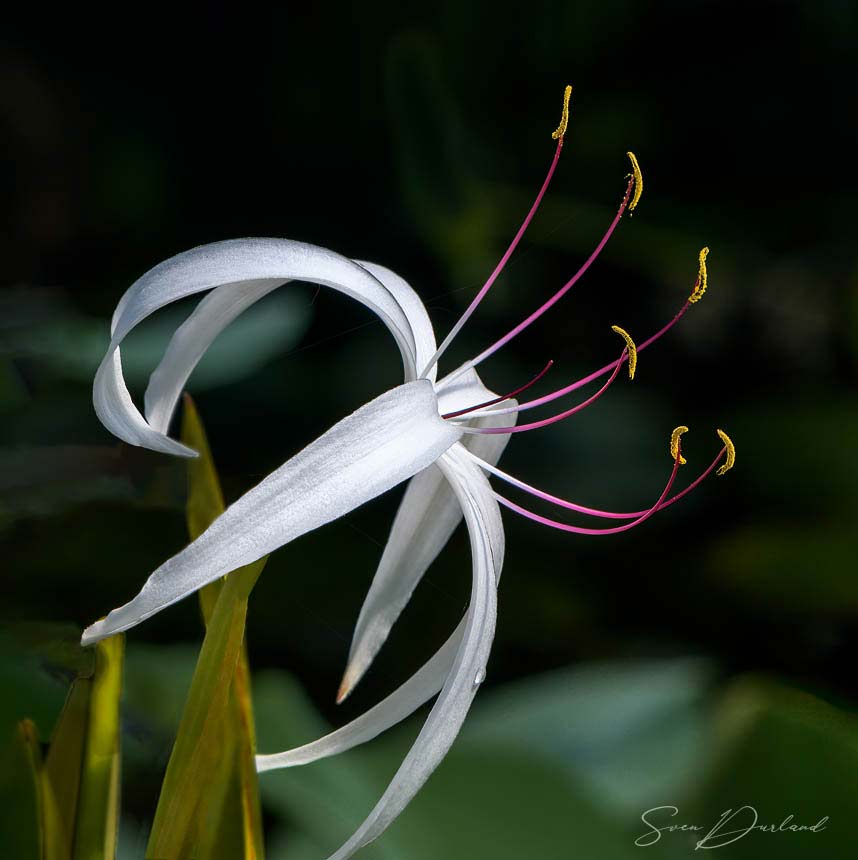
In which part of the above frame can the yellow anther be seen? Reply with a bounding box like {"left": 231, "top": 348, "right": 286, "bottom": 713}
{"left": 626, "top": 151, "right": 643, "bottom": 211}
{"left": 670, "top": 425, "right": 689, "bottom": 466}
{"left": 715, "top": 428, "right": 735, "bottom": 476}
{"left": 688, "top": 247, "right": 710, "bottom": 303}
{"left": 551, "top": 85, "right": 573, "bottom": 140}
{"left": 611, "top": 325, "right": 638, "bottom": 380}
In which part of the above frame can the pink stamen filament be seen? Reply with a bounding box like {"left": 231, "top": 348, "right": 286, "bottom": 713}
{"left": 441, "top": 359, "right": 555, "bottom": 419}
{"left": 463, "top": 445, "right": 727, "bottom": 520}
{"left": 420, "top": 138, "right": 566, "bottom": 379}
{"left": 456, "top": 347, "right": 628, "bottom": 434}
{"left": 459, "top": 300, "right": 692, "bottom": 420}
{"left": 442, "top": 175, "right": 635, "bottom": 387}
{"left": 495, "top": 445, "right": 684, "bottom": 536}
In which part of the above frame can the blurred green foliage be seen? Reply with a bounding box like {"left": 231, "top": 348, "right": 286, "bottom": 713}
{"left": 6, "top": 639, "right": 855, "bottom": 858}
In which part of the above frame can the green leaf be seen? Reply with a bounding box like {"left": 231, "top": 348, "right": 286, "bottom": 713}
{"left": 690, "top": 677, "right": 858, "bottom": 859}
{"left": 459, "top": 658, "right": 716, "bottom": 816}
{"left": 0, "top": 720, "right": 45, "bottom": 860}
{"left": 72, "top": 635, "right": 124, "bottom": 860}
{"left": 146, "top": 396, "right": 265, "bottom": 859}
{"left": 0, "top": 628, "right": 123, "bottom": 860}
{"left": 42, "top": 679, "right": 91, "bottom": 859}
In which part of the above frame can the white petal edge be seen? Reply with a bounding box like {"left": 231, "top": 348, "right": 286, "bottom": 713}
{"left": 337, "top": 366, "right": 516, "bottom": 700}
{"left": 81, "top": 380, "right": 460, "bottom": 645}
{"left": 142, "top": 257, "right": 438, "bottom": 436}
{"left": 95, "top": 239, "right": 426, "bottom": 454}
{"left": 256, "top": 444, "right": 502, "bottom": 860}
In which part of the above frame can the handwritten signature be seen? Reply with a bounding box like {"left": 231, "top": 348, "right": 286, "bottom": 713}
{"left": 635, "top": 805, "right": 828, "bottom": 850}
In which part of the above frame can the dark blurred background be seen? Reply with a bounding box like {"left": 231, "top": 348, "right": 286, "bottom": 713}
{"left": 2, "top": 2, "right": 857, "bottom": 858}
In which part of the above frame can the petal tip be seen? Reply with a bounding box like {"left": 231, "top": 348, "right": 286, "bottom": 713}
{"left": 336, "top": 656, "right": 370, "bottom": 704}
{"left": 336, "top": 673, "right": 355, "bottom": 705}
{"left": 80, "top": 620, "right": 106, "bottom": 647}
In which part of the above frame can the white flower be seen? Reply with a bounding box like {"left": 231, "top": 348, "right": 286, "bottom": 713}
{"left": 81, "top": 98, "right": 733, "bottom": 859}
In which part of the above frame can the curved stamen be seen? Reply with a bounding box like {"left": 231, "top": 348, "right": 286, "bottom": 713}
{"left": 419, "top": 87, "right": 574, "bottom": 379}
{"left": 627, "top": 151, "right": 644, "bottom": 213}
{"left": 462, "top": 442, "right": 728, "bottom": 520}
{"left": 495, "top": 434, "right": 684, "bottom": 535}
{"left": 452, "top": 249, "right": 709, "bottom": 421}
{"left": 689, "top": 247, "right": 709, "bottom": 304}
{"left": 551, "top": 84, "right": 573, "bottom": 140}
{"left": 469, "top": 306, "right": 682, "bottom": 419}
{"left": 455, "top": 345, "right": 628, "bottom": 434}
{"left": 441, "top": 359, "right": 555, "bottom": 419}
{"left": 715, "top": 428, "right": 735, "bottom": 475}
{"left": 442, "top": 152, "right": 642, "bottom": 387}
{"left": 670, "top": 425, "right": 689, "bottom": 466}
{"left": 610, "top": 325, "right": 637, "bottom": 379}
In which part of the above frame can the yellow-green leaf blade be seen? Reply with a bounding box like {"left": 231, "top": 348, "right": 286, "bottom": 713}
{"left": 146, "top": 570, "right": 262, "bottom": 858}
{"left": 72, "top": 635, "right": 124, "bottom": 860}
{"left": 2, "top": 720, "right": 46, "bottom": 860}
{"left": 182, "top": 393, "right": 228, "bottom": 623}
{"left": 42, "top": 678, "right": 93, "bottom": 860}
{"left": 146, "top": 395, "right": 265, "bottom": 859}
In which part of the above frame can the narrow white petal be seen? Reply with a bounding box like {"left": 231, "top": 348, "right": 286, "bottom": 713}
{"left": 142, "top": 258, "right": 437, "bottom": 437}
{"left": 95, "top": 239, "right": 426, "bottom": 452}
{"left": 354, "top": 261, "right": 438, "bottom": 385}
{"left": 321, "top": 445, "right": 502, "bottom": 860}
{"left": 255, "top": 442, "right": 506, "bottom": 772}
{"left": 256, "top": 622, "right": 464, "bottom": 771}
{"left": 93, "top": 347, "right": 198, "bottom": 457}
{"left": 81, "top": 380, "right": 459, "bottom": 645}
{"left": 143, "top": 278, "right": 285, "bottom": 434}
{"left": 338, "top": 366, "right": 515, "bottom": 699}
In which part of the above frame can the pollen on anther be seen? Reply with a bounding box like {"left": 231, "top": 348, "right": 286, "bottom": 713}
{"left": 611, "top": 325, "right": 638, "bottom": 379}
{"left": 670, "top": 425, "right": 689, "bottom": 466}
{"left": 715, "top": 428, "right": 735, "bottom": 475}
{"left": 626, "top": 151, "right": 643, "bottom": 211}
{"left": 689, "top": 247, "right": 710, "bottom": 304}
{"left": 551, "top": 85, "right": 573, "bottom": 140}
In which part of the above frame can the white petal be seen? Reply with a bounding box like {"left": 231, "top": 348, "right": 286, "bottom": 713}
{"left": 355, "top": 260, "right": 438, "bottom": 385}
{"left": 143, "top": 278, "right": 285, "bottom": 434}
{"left": 142, "top": 257, "right": 437, "bottom": 437}
{"left": 256, "top": 621, "right": 465, "bottom": 771}
{"left": 94, "top": 347, "right": 198, "bottom": 457}
{"left": 81, "top": 380, "right": 459, "bottom": 645}
{"left": 255, "top": 443, "right": 505, "bottom": 773}
{"left": 338, "top": 366, "right": 516, "bottom": 699}
{"left": 95, "top": 239, "right": 427, "bottom": 453}
{"left": 321, "top": 445, "right": 502, "bottom": 860}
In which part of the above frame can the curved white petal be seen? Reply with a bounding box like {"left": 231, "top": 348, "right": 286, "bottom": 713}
{"left": 256, "top": 442, "right": 505, "bottom": 773}
{"left": 82, "top": 380, "right": 460, "bottom": 645}
{"left": 257, "top": 621, "right": 464, "bottom": 771}
{"left": 95, "top": 239, "right": 428, "bottom": 453}
{"left": 142, "top": 257, "right": 437, "bottom": 437}
{"left": 337, "top": 366, "right": 516, "bottom": 700}
{"left": 320, "top": 445, "right": 502, "bottom": 860}
{"left": 355, "top": 260, "right": 437, "bottom": 385}
{"left": 143, "top": 278, "right": 285, "bottom": 434}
